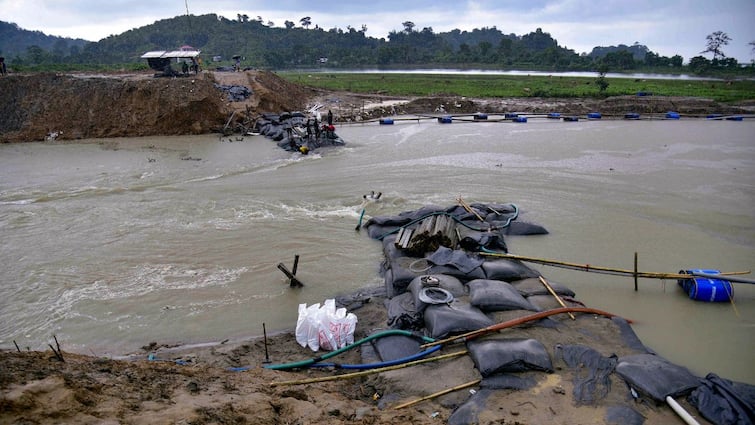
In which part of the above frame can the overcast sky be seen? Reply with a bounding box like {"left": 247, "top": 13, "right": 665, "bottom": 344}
{"left": 3, "top": 0, "right": 754, "bottom": 63}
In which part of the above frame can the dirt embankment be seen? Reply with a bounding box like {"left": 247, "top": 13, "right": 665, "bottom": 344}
{"left": 1, "top": 70, "right": 751, "bottom": 143}
{"left": 0, "top": 70, "right": 314, "bottom": 143}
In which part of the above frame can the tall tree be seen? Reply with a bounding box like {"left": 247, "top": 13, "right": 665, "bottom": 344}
{"left": 402, "top": 21, "right": 415, "bottom": 33}
{"left": 300, "top": 17, "right": 312, "bottom": 29}
{"left": 701, "top": 31, "right": 731, "bottom": 60}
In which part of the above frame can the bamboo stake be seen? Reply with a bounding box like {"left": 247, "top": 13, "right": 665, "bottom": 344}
{"left": 393, "top": 379, "right": 482, "bottom": 410}
{"left": 456, "top": 196, "right": 484, "bottom": 221}
{"left": 539, "top": 276, "right": 575, "bottom": 320}
{"left": 480, "top": 252, "right": 750, "bottom": 280}
{"left": 269, "top": 350, "right": 468, "bottom": 387}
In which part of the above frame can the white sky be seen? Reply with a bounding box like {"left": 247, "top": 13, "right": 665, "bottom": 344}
{"left": 2, "top": 0, "right": 754, "bottom": 62}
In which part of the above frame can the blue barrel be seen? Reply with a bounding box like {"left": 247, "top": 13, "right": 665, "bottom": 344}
{"left": 624, "top": 112, "right": 640, "bottom": 120}
{"left": 665, "top": 111, "right": 680, "bottom": 119}
{"left": 379, "top": 118, "right": 394, "bottom": 125}
{"left": 563, "top": 116, "right": 579, "bottom": 122}
{"left": 678, "top": 269, "right": 733, "bottom": 302}
{"left": 504, "top": 113, "right": 519, "bottom": 119}
{"left": 547, "top": 112, "right": 561, "bottom": 119}
{"left": 513, "top": 116, "right": 528, "bottom": 123}
{"left": 437, "top": 116, "right": 453, "bottom": 124}
{"left": 637, "top": 91, "right": 653, "bottom": 97}
{"left": 726, "top": 116, "right": 744, "bottom": 121}
{"left": 587, "top": 112, "right": 602, "bottom": 119}
{"left": 473, "top": 113, "right": 488, "bottom": 120}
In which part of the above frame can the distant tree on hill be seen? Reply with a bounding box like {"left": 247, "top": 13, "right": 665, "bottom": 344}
{"left": 402, "top": 21, "right": 415, "bottom": 33}
{"left": 702, "top": 31, "right": 731, "bottom": 60}
{"left": 300, "top": 17, "right": 312, "bottom": 29}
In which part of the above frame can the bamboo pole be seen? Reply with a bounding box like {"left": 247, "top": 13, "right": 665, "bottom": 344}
{"left": 269, "top": 350, "right": 468, "bottom": 387}
{"left": 538, "top": 276, "right": 575, "bottom": 320}
{"left": 393, "top": 379, "right": 482, "bottom": 410}
{"left": 480, "top": 252, "right": 750, "bottom": 280}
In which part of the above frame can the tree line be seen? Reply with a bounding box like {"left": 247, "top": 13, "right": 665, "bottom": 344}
{"left": 1, "top": 14, "right": 752, "bottom": 76}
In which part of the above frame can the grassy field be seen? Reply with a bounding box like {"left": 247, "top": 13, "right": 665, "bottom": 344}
{"left": 279, "top": 72, "right": 755, "bottom": 103}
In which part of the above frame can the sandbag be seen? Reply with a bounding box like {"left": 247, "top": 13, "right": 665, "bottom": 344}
{"left": 467, "top": 338, "right": 553, "bottom": 376}
{"left": 526, "top": 294, "right": 583, "bottom": 311}
{"left": 616, "top": 353, "right": 700, "bottom": 403}
{"left": 408, "top": 274, "right": 465, "bottom": 312}
{"left": 481, "top": 258, "right": 541, "bottom": 281}
{"left": 385, "top": 292, "right": 423, "bottom": 330}
{"left": 423, "top": 300, "right": 494, "bottom": 339}
{"left": 511, "top": 277, "right": 576, "bottom": 297}
{"left": 467, "top": 279, "right": 537, "bottom": 312}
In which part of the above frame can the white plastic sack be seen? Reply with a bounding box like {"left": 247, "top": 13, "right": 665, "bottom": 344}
{"left": 294, "top": 299, "right": 358, "bottom": 352}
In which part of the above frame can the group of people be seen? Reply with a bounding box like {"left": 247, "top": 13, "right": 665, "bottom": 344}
{"left": 180, "top": 57, "right": 201, "bottom": 75}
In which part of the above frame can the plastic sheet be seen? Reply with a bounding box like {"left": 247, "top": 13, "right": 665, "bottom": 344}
{"left": 554, "top": 344, "right": 617, "bottom": 405}
{"left": 687, "top": 373, "right": 755, "bottom": 425}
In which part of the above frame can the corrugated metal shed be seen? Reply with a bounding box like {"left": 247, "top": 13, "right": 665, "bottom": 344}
{"left": 140, "top": 50, "right": 201, "bottom": 59}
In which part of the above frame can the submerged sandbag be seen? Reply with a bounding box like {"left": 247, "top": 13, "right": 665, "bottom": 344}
{"left": 467, "top": 279, "right": 538, "bottom": 312}
{"left": 423, "top": 300, "right": 494, "bottom": 339}
{"left": 467, "top": 338, "right": 553, "bottom": 376}
{"left": 616, "top": 353, "right": 700, "bottom": 403}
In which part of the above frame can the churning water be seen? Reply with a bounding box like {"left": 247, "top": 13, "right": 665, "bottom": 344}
{"left": 1, "top": 118, "right": 753, "bottom": 383}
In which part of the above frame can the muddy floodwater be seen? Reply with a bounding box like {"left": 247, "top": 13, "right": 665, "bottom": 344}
{"left": 1, "top": 118, "right": 753, "bottom": 384}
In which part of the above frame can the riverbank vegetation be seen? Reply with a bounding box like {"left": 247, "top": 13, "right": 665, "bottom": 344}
{"left": 280, "top": 72, "right": 755, "bottom": 103}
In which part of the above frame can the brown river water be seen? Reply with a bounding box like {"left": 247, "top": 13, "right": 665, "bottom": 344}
{"left": 1, "top": 118, "right": 753, "bottom": 383}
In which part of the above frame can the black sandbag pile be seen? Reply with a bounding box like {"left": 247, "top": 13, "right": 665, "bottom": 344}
{"left": 362, "top": 203, "right": 753, "bottom": 424}
{"left": 253, "top": 111, "right": 346, "bottom": 152}
{"left": 214, "top": 83, "right": 252, "bottom": 102}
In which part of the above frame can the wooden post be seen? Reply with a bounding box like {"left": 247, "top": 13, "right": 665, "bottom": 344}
{"left": 634, "top": 252, "right": 638, "bottom": 291}
{"left": 292, "top": 254, "right": 300, "bottom": 275}
{"left": 262, "top": 323, "right": 271, "bottom": 364}
{"left": 277, "top": 263, "right": 303, "bottom": 288}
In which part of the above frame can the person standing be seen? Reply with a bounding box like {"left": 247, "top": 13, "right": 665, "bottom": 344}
{"left": 0, "top": 57, "right": 7, "bottom": 76}
{"left": 327, "top": 109, "right": 333, "bottom": 126}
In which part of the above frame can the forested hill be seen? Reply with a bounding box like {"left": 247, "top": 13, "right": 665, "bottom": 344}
{"left": 0, "top": 14, "right": 746, "bottom": 74}
{"left": 0, "top": 21, "right": 88, "bottom": 59}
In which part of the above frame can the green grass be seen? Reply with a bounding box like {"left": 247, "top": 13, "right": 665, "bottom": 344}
{"left": 279, "top": 72, "right": 755, "bottom": 103}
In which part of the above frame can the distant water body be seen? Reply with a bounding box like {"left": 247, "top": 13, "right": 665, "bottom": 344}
{"left": 1, "top": 119, "right": 753, "bottom": 383}
{"left": 312, "top": 68, "right": 723, "bottom": 81}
